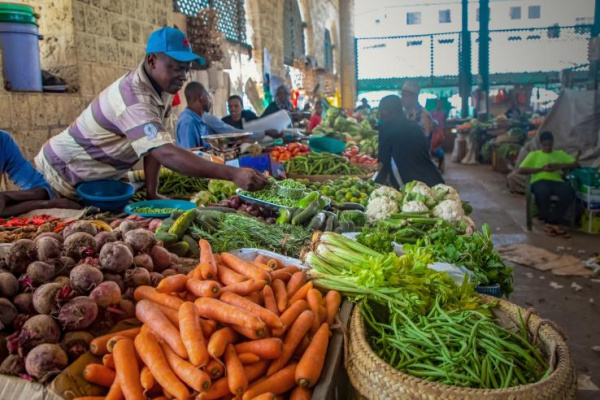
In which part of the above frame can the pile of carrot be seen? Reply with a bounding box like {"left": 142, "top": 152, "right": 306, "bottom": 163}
{"left": 79, "top": 239, "right": 342, "bottom": 400}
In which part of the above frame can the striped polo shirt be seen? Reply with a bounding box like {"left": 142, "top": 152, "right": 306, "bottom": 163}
{"left": 35, "top": 62, "right": 174, "bottom": 199}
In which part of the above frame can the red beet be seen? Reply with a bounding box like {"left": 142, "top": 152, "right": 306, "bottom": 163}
{"left": 70, "top": 263, "right": 103, "bottom": 294}
{"left": 60, "top": 331, "right": 94, "bottom": 362}
{"left": 124, "top": 229, "right": 156, "bottom": 253}
{"left": 89, "top": 281, "right": 121, "bottom": 307}
{"left": 94, "top": 231, "right": 117, "bottom": 250}
{"left": 0, "top": 272, "right": 18, "bottom": 298}
{"left": 32, "top": 283, "right": 63, "bottom": 315}
{"left": 125, "top": 267, "right": 151, "bottom": 288}
{"left": 58, "top": 296, "right": 98, "bottom": 331}
{"left": 150, "top": 246, "right": 171, "bottom": 272}
{"left": 63, "top": 232, "right": 97, "bottom": 261}
{"left": 99, "top": 242, "right": 133, "bottom": 273}
{"left": 26, "top": 261, "right": 56, "bottom": 286}
{"left": 24, "top": 343, "right": 68, "bottom": 382}
{"left": 0, "top": 298, "right": 17, "bottom": 330}
{"left": 17, "top": 315, "right": 60, "bottom": 355}
{"left": 34, "top": 237, "right": 62, "bottom": 262}
{"left": 13, "top": 293, "right": 35, "bottom": 314}
{"left": 6, "top": 239, "right": 35, "bottom": 275}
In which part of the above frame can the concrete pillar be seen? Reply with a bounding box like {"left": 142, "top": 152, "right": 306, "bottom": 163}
{"left": 339, "top": 0, "right": 357, "bottom": 109}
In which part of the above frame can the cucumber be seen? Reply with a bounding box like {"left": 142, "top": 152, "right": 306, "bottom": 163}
{"left": 291, "top": 200, "right": 320, "bottom": 226}
{"left": 169, "top": 209, "right": 199, "bottom": 239}
{"left": 156, "top": 218, "right": 174, "bottom": 234}
{"left": 307, "top": 212, "right": 327, "bottom": 231}
{"left": 167, "top": 241, "right": 190, "bottom": 257}
{"left": 182, "top": 235, "right": 200, "bottom": 258}
{"left": 155, "top": 231, "right": 179, "bottom": 245}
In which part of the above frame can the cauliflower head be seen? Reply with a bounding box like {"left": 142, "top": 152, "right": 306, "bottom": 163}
{"left": 404, "top": 181, "right": 434, "bottom": 200}
{"left": 366, "top": 197, "right": 399, "bottom": 222}
{"left": 432, "top": 199, "right": 465, "bottom": 222}
{"left": 370, "top": 186, "right": 404, "bottom": 204}
{"left": 432, "top": 184, "right": 461, "bottom": 201}
{"left": 402, "top": 201, "right": 429, "bottom": 213}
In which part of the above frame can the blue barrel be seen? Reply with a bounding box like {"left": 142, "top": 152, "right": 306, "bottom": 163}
{"left": 0, "top": 4, "right": 42, "bottom": 92}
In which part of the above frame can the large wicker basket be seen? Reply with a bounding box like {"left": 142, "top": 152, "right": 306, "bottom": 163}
{"left": 346, "top": 295, "right": 576, "bottom": 400}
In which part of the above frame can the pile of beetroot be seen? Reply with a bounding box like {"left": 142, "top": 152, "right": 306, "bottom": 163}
{"left": 0, "top": 218, "right": 197, "bottom": 383}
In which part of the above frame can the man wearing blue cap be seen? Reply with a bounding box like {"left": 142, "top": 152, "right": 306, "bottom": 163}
{"left": 34, "top": 27, "right": 267, "bottom": 200}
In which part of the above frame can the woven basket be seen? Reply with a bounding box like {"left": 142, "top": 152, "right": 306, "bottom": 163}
{"left": 346, "top": 296, "right": 576, "bottom": 400}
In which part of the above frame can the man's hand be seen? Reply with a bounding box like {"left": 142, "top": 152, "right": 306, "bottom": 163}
{"left": 231, "top": 168, "right": 268, "bottom": 191}
{"left": 543, "top": 164, "right": 559, "bottom": 172}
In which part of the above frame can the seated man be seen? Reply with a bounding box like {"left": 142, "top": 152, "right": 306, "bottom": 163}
{"left": 261, "top": 85, "right": 293, "bottom": 118}
{"left": 222, "top": 95, "right": 258, "bottom": 129}
{"left": 374, "top": 95, "right": 444, "bottom": 189}
{"left": 1, "top": 131, "right": 80, "bottom": 217}
{"left": 176, "top": 82, "right": 244, "bottom": 149}
{"left": 518, "top": 131, "right": 579, "bottom": 236}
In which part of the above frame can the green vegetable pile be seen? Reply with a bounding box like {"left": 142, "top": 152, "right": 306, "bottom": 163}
{"left": 189, "top": 212, "right": 312, "bottom": 258}
{"left": 133, "top": 170, "right": 209, "bottom": 201}
{"left": 131, "top": 207, "right": 181, "bottom": 215}
{"left": 305, "top": 233, "right": 549, "bottom": 389}
{"left": 191, "top": 179, "right": 238, "bottom": 206}
{"left": 404, "top": 223, "right": 514, "bottom": 296}
{"left": 313, "top": 107, "right": 379, "bottom": 143}
{"left": 285, "top": 153, "right": 366, "bottom": 176}
{"left": 308, "top": 177, "right": 377, "bottom": 207}
{"left": 239, "top": 188, "right": 298, "bottom": 208}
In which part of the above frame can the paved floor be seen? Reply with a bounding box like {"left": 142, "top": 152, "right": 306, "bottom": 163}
{"left": 444, "top": 162, "right": 600, "bottom": 399}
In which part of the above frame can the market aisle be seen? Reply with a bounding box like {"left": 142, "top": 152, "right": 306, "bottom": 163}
{"left": 444, "top": 161, "right": 600, "bottom": 398}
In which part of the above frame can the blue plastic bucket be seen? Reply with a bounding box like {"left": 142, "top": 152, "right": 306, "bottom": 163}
{"left": 0, "top": 4, "right": 42, "bottom": 92}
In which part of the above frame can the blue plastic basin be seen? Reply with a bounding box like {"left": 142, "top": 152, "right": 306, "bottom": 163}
{"left": 76, "top": 180, "right": 135, "bottom": 212}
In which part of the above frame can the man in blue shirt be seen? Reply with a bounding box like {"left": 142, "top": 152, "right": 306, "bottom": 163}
{"left": 1, "top": 131, "right": 80, "bottom": 217}
{"left": 176, "top": 82, "right": 244, "bottom": 149}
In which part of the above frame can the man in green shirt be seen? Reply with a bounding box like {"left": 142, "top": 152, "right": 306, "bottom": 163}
{"left": 518, "top": 131, "right": 579, "bottom": 234}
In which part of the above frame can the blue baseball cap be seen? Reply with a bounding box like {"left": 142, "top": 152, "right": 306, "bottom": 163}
{"left": 146, "top": 27, "right": 205, "bottom": 65}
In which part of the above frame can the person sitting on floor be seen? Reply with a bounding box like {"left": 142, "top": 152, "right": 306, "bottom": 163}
{"left": 518, "top": 131, "right": 579, "bottom": 236}
{"left": 0, "top": 131, "right": 80, "bottom": 217}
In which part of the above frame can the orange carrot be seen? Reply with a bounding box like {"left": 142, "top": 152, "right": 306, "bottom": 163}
{"left": 106, "top": 336, "right": 128, "bottom": 353}
{"left": 207, "top": 327, "right": 238, "bottom": 358}
{"left": 232, "top": 324, "right": 267, "bottom": 340}
{"left": 205, "top": 359, "right": 225, "bottom": 379}
{"left": 262, "top": 286, "right": 279, "bottom": 316}
{"left": 73, "top": 397, "right": 105, "bottom": 400}
{"left": 200, "top": 318, "right": 217, "bottom": 338}
{"left": 242, "top": 363, "right": 298, "bottom": 400}
{"left": 155, "top": 303, "right": 180, "bottom": 328}
{"left": 83, "top": 364, "right": 115, "bottom": 387}
{"left": 225, "top": 344, "right": 248, "bottom": 395}
{"left": 296, "top": 323, "right": 330, "bottom": 387}
{"left": 288, "top": 282, "right": 313, "bottom": 306}
{"left": 245, "top": 291, "right": 263, "bottom": 305}
{"left": 267, "top": 310, "right": 314, "bottom": 376}
{"left": 324, "top": 290, "right": 342, "bottom": 326}
{"left": 186, "top": 278, "right": 221, "bottom": 298}
{"left": 188, "top": 265, "right": 203, "bottom": 280}
{"left": 134, "top": 286, "right": 185, "bottom": 310}
{"left": 286, "top": 272, "right": 306, "bottom": 297}
{"left": 271, "top": 279, "right": 288, "bottom": 314}
{"left": 221, "top": 252, "right": 271, "bottom": 284}
{"left": 272, "top": 300, "right": 309, "bottom": 337}
{"left": 319, "top": 305, "right": 327, "bottom": 324}
{"left": 136, "top": 300, "right": 188, "bottom": 359}
{"left": 220, "top": 279, "right": 266, "bottom": 296}
{"left": 161, "top": 342, "right": 211, "bottom": 392}
{"left": 266, "top": 258, "right": 282, "bottom": 270}
{"left": 270, "top": 266, "right": 301, "bottom": 282}
{"left": 156, "top": 274, "right": 188, "bottom": 294}
{"left": 185, "top": 292, "right": 197, "bottom": 302}
{"left": 220, "top": 292, "right": 283, "bottom": 329}
{"left": 113, "top": 338, "right": 144, "bottom": 400}
{"left": 197, "top": 361, "right": 268, "bottom": 400}
{"left": 179, "top": 302, "right": 209, "bottom": 367}
{"left": 293, "top": 336, "right": 311, "bottom": 360}
{"left": 254, "top": 254, "right": 270, "bottom": 265}
{"left": 102, "top": 354, "right": 115, "bottom": 369}
{"left": 238, "top": 352, "right": 261, "bottom": 364}
{"left": 90, "top": 327, "right": 142, "bottom": 355}
{"left": 134, "top": 329, "right": 189, "bottom": 400}
{"left": 195, "top": 298, "right": 267, "bottom": 336}
{"left": 105, "top": 380, "right": 123, "bottom": 400}
{"left": 251, "top": 261, "right": 271, "bottom": 272}
{"left": 250, "top": 393, "right": 276, "bottom": 400}
{"left": 214, "top": 254, "right": 222, "bottom": 264}
{"left": 234, "top": 338, "right": 283, "bottom": 360}
{"left": 199, "top": 240, "right": 218, "bottom": 279}
{"left": 217, "top": 264, "right": 247, "bottom": 285}
{"left": 290, "top": 386, "right": 312, "bottom": 400}
{"left": 306, "top": 289, "right": 323, "bottom": 335}
{"left": 140, "top": 365, "right": 155, "bottom": 391}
